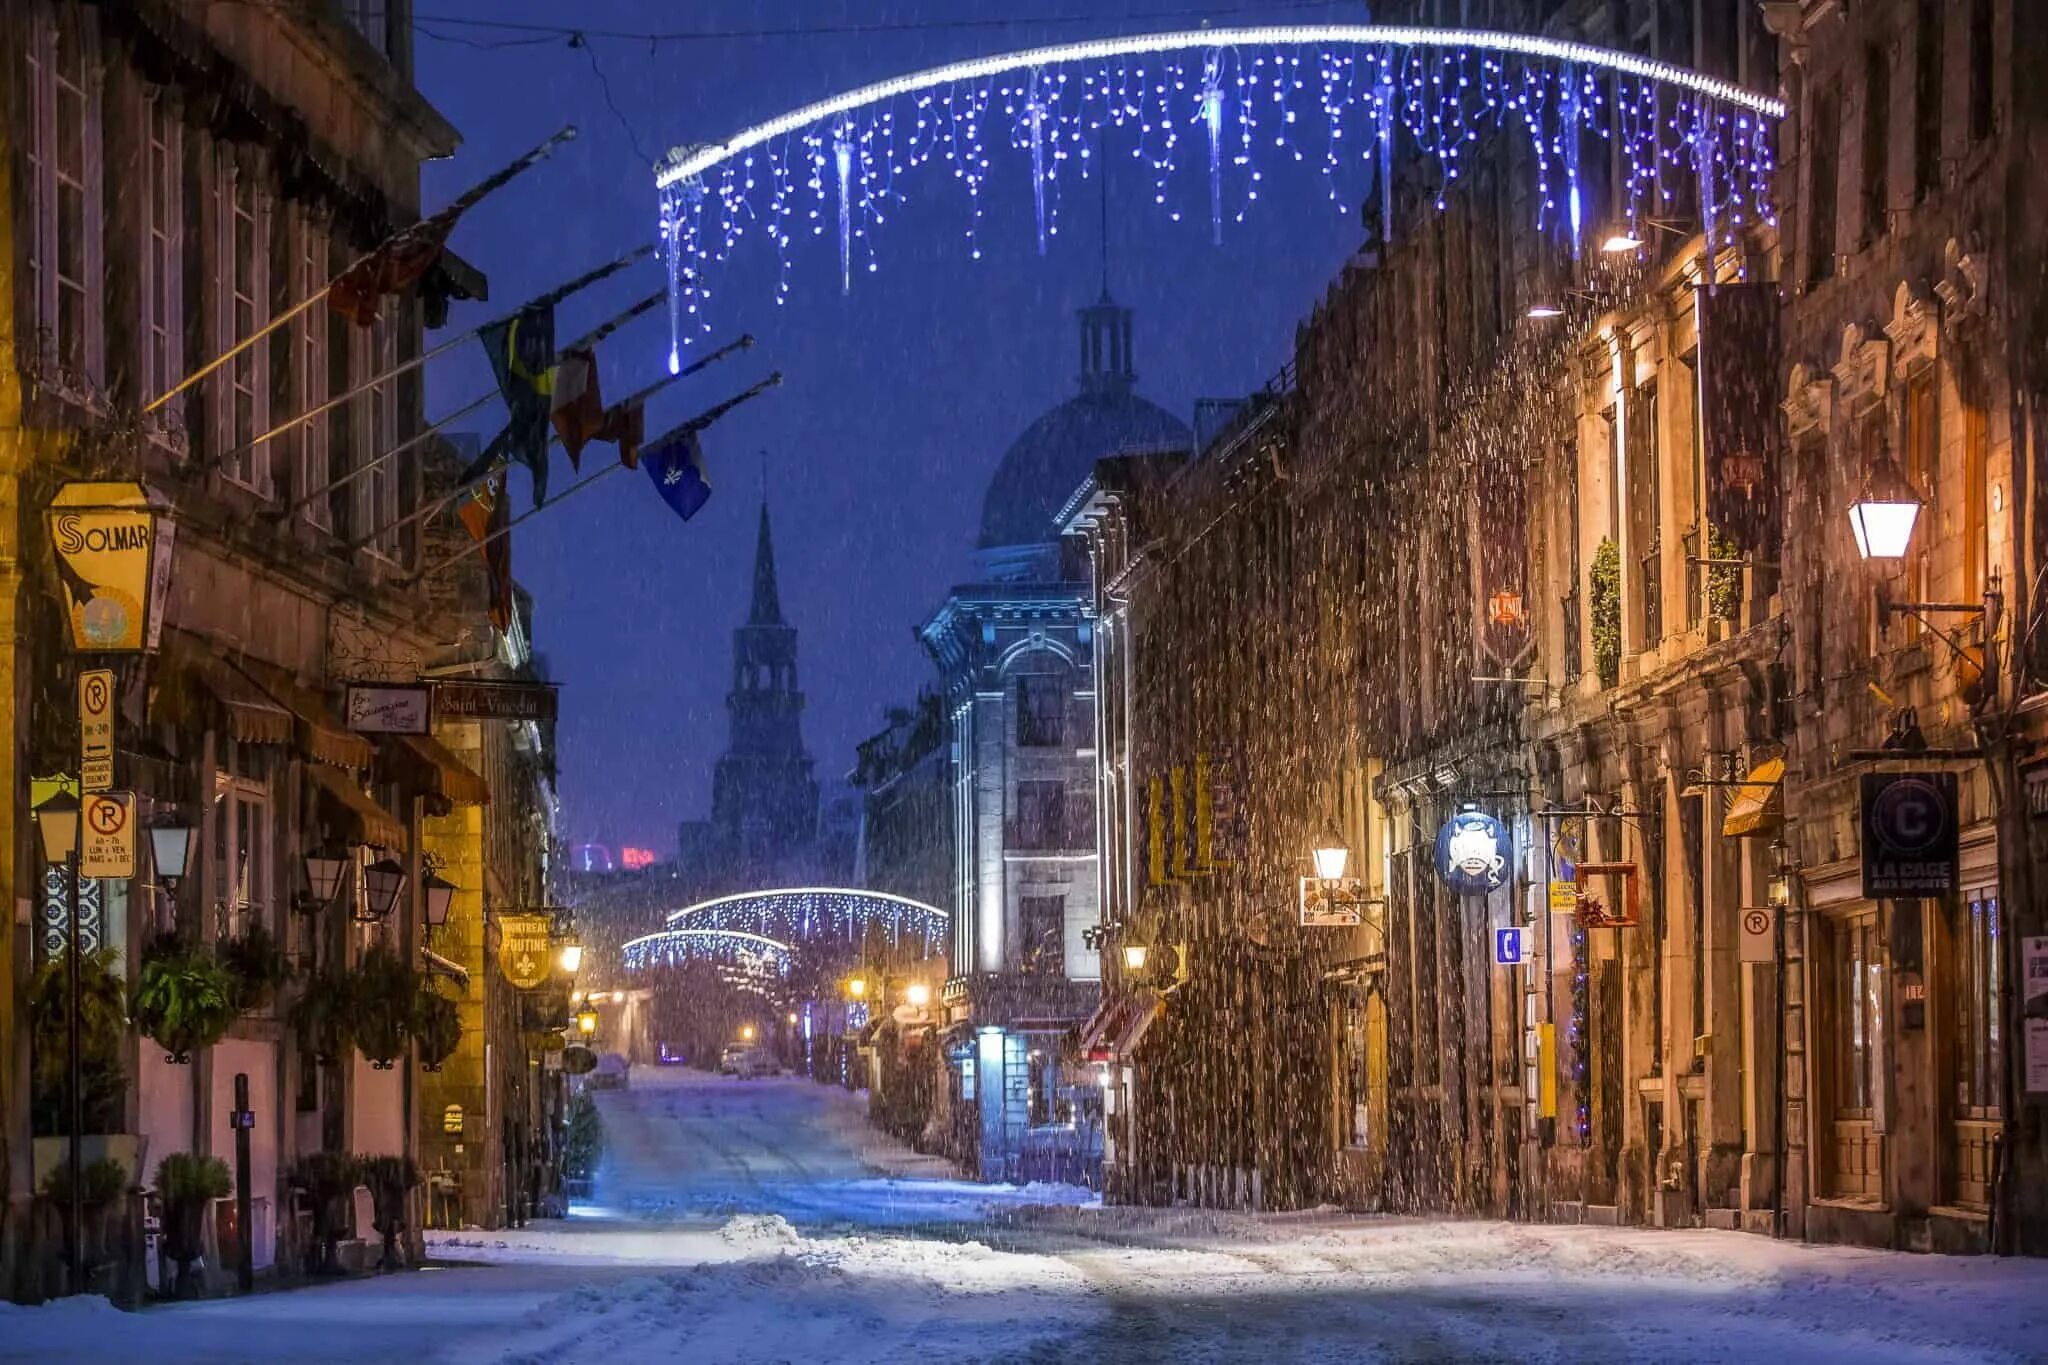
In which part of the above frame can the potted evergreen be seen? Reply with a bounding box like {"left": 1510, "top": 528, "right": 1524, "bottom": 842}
{"left": 28, "top": 947, "right": 127, "bottom": 1135}
{"left": 412, "top": 982, "right": 462, "bottom": 1073}
{"left": 357, "top": 1155, "right": 420, "bottom": 1271}
{"left": 350, "top": 946, "right": 415, "bottom": 1070}
{"left": 219, "top": 921, "right": 294, "bottom": 1014}
{"left": 289, "top": 1152, "right": 360, "bottom": 1276}
{"left": 155, "top": 1152, "right": 231, "bottom": 1299}
{"left": 39, "top": 1156, "right": 129, "bottom": 1288}
{"left": 130, "top": 935, "right": 238, "bottom": 1064}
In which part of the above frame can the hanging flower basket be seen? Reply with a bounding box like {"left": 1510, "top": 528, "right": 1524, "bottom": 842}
{"left": 130, "top": 937, "right": 238, "bottom": 1064}
{"left": 350, "top": 945, "right": 415, "bottom": 1070}
{"left": 219, "top": 921, "right": 295, "bottom": 1014}
{"left": 412, "top": 983, "right": 462, "bottom": 1073}
{"left": 289, "top": 969, "right": 356, "bottom": 1066}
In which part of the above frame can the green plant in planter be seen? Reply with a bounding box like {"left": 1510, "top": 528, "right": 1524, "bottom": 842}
{"left": 562, "top": 1092, "right": 604, "bottom": 1182}
{"left": 219, "top": 921, "right": 294, "bottom": 1014}
{"left": 356, "top": 1155, "right": 420, "bottom": 1271}
{"left": 289, "top": 968, "right": 356, "bottom": 1064}
{"left": 1707, "top": 524, "right": 1744, "bottom": 623}
{"left": 131, "top": 936, "right": 238, "bottom": 1064}
{"left": 349, "top": 946, "right": 415, "bottom": 1070}
{"left": 412, "top": 983, "right": 462, "bottom": 1073}
{"left": 29, "top": 947, "right": 127, "bottom": 1135}
{"left": 155, "top": 1152, "right": 231, "bottom": 1299}
{"left": 1590, "top": 537, "right": 1622, "bottom": 690}
{"left": 40, "top": 1156, "right": 127, "bottom": 1207}
{"left": 289, "top": 1151, "right": 361, "bottom": 1276}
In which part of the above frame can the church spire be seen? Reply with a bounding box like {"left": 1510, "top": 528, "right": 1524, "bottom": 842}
{"left": 748, "top": 499, "right": 785, "bottom": 626}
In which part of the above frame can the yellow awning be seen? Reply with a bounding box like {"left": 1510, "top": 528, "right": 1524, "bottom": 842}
{"left": 307, "top": 763, "right": 406, "bottom": 850}
{"left": 159, "top": 633, "right": 294, "bottom": 747}
{"left": 1722, "top": 756, "right": 1785, "bottom": 837}
{"left": 382, "top": 732, "right": 490, "bottom": 806}
{"left": 236, "top": 658, "right": 374, "bottom": 771}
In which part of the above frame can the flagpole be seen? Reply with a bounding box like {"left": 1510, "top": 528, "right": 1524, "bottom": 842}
{"left": 297, "top": 291, "right": 671, "bottom": 526}
{"left": 412, "top": 372, "right": 784, "bottom": 583}
{"left": 348, "top": 329, "right": 754, "bottom": 552}
{"left": 143, "top": 127, "right": 577, "bottom": 415}
{"left": 211, "top": 245, "right": 653, "bottom": 480}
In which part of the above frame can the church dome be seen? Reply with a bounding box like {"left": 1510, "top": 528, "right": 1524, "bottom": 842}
{"left": 976, "top": 292, "right": 1191, "bottom": 551}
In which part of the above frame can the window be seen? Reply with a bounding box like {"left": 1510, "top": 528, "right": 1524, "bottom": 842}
{"left": 141, "top": 90, "right": 183, "bottom": 428}
{"left": 1968, "top": 0, "right": 1993, "bottom": 144}
{"left": 1026, "top": 1041, "right": 1071, "bottom": 1127}
{"left": 212, "top": 762, "right": 273, "bottom": 943}
{"left": 1562, "top": 444, "right": 1582, "bottom": 682}
{"left": 295, "top": 213, "right": 332, "bottom": 528}
{"left": 1014, "top": 780, "right": 1067, "bottom": 851}
{"left": 1015, "top": 674, "right": 1066, "bottom": 747}
{"left": 342, "top": 0, "right": 389, "bottom": 57}
{"left": 1809, "top": 87, "right": 1841, "bottom": 284}
{"left": 1915, "top": 1, "right": 1944, "bottom": 201}
{"left": 1963, "top": 403, "right": 1989, "bottom": 602}
{"left": 356, "top": 317, "right": 400, "bottom": 559}
{"left": 1901, "top": 371, "right": 1938, "bottom": 643}
{"left": 1629, "top": 381, "right": 1662, "bottom": 649}
{"left": 1683, "top": 352, "right": 1706, "bottom": 629}
{"left": 23, "top": 1, "right": 104, "bottom": 394}
{"left": 1835, "top": 914, "right": 1882, "bottom": 1115}
{"left": 1953, "top": 891, "right": 2001, "bottom": 1115}
{"left": 214, "top": 145, "right": 270, "bottom": 491}
{"left": 1017, "top": 895, "right": 1064, "bottom": 976}
{"left": 1862, "top": 44, "right": 1891, "bottom": 244}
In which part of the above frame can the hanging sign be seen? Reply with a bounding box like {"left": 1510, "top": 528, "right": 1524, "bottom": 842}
{"left": 497, "top": 912, "right": 555, "bottom": 989}
{"left": 435, "top": 680, "right": 557, "bottom": 722}
{"left": 1859, "top": 771, "right": 1958, "bottom": 899}
{"left": 1300, "top": 877, "right": 1364, "bottom": 927}
{"left": 344, "top": 684, "right": 431, "bottom": 734}
{"left": 80, "top": 791, "right": 136, "bottom": 878}
{"left": 1473, "top": 448, "right": 1534, "bottom": 670}
{"left": 79, "top": 668, "right": 115, "bottom": 793}
{"left": 1435, "top": 809, "right": 1513, "bottom": 896}
{"left": 46, "top": 482, "right": 175, "bottom": 653}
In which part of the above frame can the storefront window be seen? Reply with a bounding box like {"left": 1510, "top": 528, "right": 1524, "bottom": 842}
{"left": 1954, "top": 891, "right": 2001, "bottom": 1115}
{"left": 1838, "top": 915, "right": 1882, "bottom": 1114}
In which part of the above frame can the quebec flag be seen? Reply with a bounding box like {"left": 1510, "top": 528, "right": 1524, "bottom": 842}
{"left": 642, "top": 425, "right": 712, "bottom": 522}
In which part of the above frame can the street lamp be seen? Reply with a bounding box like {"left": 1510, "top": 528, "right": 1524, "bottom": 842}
{"left": 1598, "top": 218, "right": 1686, "bottom": 254}
{"left": 575, "top": 1005, "right": 599, "bottom": 1037}
{"left": 359, "top": 857, "right": 408, "bottom": 922}
{"left": 422, "top": 870, "right": 458, "bottom": 931}
{"left": 33, "top": 790, "right": 84, "bottom": 1297}
{"left": 1311, "top": 825, "right": 1351, "bottom": 881}
{"left": 786, "top": 1011, "right": 800, "bottom": 1026}
{"left": 740, "top": 1023, "right": 757, "bottom": 1042}
{"left": 148, "top": 815, "right": 195, "bottom": 887}
{"left": 557, "top": 940, "right": 584, "bottom": 975}
{"left": 1121, "top": 943, "right": 1150, "bottom": 974}
{"left": 904, "top": 982, "right": 931, "bottom": 1009}
{"left": 1848, "top": 460, "right": 1925, "bottom": 561}
{"left": 846, "top": 974, "right": 868, "bottom": 1000}
{"left": 300, "top": 848, "right": 349, "bottom": 913}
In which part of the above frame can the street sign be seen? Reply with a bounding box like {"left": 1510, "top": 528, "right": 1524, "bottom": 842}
{"left": 1740, "top": 906, "right": 1777, "bottom": 964}
{"left": 80, "top": 791, "right": 135, "bottom": 877}
{"left": 435, "top": 680, "right": 557, "bottom": 723}
{"left": 1494, "top": 927, "right": 1526, "bottom": 966}
{"left": 1547, "top": 880, "right": 1579, "bottom": 915}
{"left": 79, "top": 668, "right": 115, "bottom": 793}
{"left": 344, "top": 684, "right": 431, "bottom": 734}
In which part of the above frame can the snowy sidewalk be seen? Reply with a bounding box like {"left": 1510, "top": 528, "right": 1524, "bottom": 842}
{"left": 10, "top": 1070, "right": 2048, "bottom": 1363}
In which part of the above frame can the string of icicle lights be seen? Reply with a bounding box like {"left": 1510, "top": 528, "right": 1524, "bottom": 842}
{"left": 653, "top": 25, "right": 1785, "bottom": 367}
{"left": 622, "top": 927, "right": 797, "bottom": 974}
{"left": 662, "top": 887, "right": 950, "bottom": 954}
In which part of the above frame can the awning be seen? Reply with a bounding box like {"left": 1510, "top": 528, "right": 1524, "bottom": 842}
{"left": 306, "top": 763, "right": 406, "bottom": 850}
{"left": 1722, "top": 755, "right": 1786, "bottom": 837}
{"left": 1077, "top": 990, "right": 1162, "bottom": 1063}
{"left": 421, "top": 948, "right": 471, "bottom": 993}
{"left": 382, "top": 732, "right": 490, "bottom": 806}
{"left": 235, "top": 658, "right": 374, "bottom": 770}
{"left": 159, "top": 633, "right": 294, "bottom": 747}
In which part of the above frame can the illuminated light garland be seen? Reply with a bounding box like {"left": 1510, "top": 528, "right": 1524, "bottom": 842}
{"left": 621, "top": 926, "right": 798, "bottom": 975}
{"left": 660, "top": 886, "right": 950, "bottom": 956}
{"left": 653, "top": 26, "right": 1784, "bottom": 363}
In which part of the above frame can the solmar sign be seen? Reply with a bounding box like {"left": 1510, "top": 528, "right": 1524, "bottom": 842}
{"left": 46, "top": 482, "right": 175, "bottom": 652}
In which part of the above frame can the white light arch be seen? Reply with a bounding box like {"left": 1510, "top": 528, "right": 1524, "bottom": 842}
{"left": 655, "top": 25, "right": 1784, "bottom": 360}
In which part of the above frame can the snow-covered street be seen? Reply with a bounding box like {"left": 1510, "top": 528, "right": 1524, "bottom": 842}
{"left": 10, "top": 1068, "right": 2048, "bottom": 1363}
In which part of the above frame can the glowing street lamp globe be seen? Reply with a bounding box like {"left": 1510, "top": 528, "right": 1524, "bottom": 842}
{"left": 1311, "top": 825, "right": 1351, "bottom": 881}
{"left": 1848, "top": 463, "right": 1924, "bottom": 561}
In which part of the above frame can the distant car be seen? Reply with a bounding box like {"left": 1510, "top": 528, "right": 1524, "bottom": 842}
{"left": 719, "top": 1045, "right": 778, "bottom": 1078}
{"left": 587, "top": 1052, "right": 631, "bottom": 1090}
{"left": 657, "top": 1042, "right": 687, "bottom": 1066}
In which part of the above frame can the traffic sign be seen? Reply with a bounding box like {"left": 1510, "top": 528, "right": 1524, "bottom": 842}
{"left": 1495, "top": 927, "right": 1527, "bottom": 966}
{"left": 1739, "top": 906, "right": 1777, "bottom": 963}
{"left": 80, "top": 791, "right": 135, "bottom": 878}
{"left": 79, "top": 668, "right": 114, "bottom": 793}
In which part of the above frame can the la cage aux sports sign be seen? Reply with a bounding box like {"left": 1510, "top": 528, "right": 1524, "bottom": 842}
{"left": 46, "top": 482, "right": 174, "bottom": 653}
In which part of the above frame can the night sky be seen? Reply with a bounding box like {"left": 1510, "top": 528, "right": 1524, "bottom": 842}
{"left": 414, "top": 1, "right": 1367, "bottom": 856}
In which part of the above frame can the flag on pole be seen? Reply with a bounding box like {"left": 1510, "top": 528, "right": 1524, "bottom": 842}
{"left": 475, "top": 304, "right": 557, "bottom": 504}
{"left": 457, "top": 474, "right": 513, "bottom": 632}
{"left": 550, "top": 346, "right": 605, "bottom": 468}
{"left": 642, "top": 426, "right": 713, "bottom": 522}
{"left": 595, "top": 399, "right": 647, "bottom": 469}
{"left": 327, "top": 216, "right": 456, "bottom": 327}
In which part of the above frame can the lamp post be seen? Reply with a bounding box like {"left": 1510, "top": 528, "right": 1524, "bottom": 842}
{"left": 1848, "top": 460, "right": 1925, "bottom": 562}
{"left": 147, "top": 814, "right": 195, "bottom": 936}
{"left": 422, "top": 869, "right": 457, "bottom": 933}
{"left": 34, "top": 791, "right": 83, "bottom": 1296}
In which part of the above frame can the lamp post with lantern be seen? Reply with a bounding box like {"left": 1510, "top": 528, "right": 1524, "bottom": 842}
{"left": 32, "top": 791, "right": 84, "bottom": 1295}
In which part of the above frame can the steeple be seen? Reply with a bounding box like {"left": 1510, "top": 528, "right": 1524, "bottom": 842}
{"left": 748, "top": 499, "right": 785, "bottom": 626}
{"left": 1078, "top": 157, "right": 1134, "bottom": 397}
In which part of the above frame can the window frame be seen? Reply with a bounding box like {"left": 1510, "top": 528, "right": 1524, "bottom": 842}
{"left": 212, "top": 141, "right": 272, "bottom": 494}
{"left": 294, "top": 209, "right": 333, "bottom": 530}
{"left": 1014, "top": 673, "right": 1067, "bottom": 748}
{"left": 22, "top": 0, "right": 106, "bottom": 402}
{"left": 139, "top": 84, "right": 184, "bottom": 440}
{"left": 355, "top": 315, "right": 402, "bottom": 562}
{"left": 212, "top": 766, "right": 274, "bottom": 944}
{"left": 1016, "top": 894, "right": 1064, "bottom": 976}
